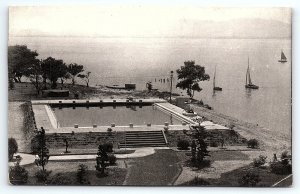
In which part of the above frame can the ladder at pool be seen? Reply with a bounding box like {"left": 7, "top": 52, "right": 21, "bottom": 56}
{"left": 119, "top": 130, "right": 167, "bottom": 148}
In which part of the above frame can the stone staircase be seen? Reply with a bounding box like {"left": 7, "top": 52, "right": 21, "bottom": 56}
{"left": 119, "top": 130, "right": 167, "bottom": 148}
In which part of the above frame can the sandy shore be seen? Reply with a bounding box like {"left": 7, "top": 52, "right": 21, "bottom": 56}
{"left": 191, "top": 104, "right": 291, "bottom": 156}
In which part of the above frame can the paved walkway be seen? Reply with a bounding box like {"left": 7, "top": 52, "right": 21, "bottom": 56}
{"left": 32, "top": 104, "right": 54, "bottom": 131}
{"left": 9, "top": 147, "right": 169, "bottom": 167}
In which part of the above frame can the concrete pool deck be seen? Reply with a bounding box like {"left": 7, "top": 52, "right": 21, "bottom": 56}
{"left": 31, "top": 98, "right": 230, "bottom": 133}
{"left": 31, "top": 98, "right": 167, "bottom": 105}
{"left": 31, "top": 99, "right": 197, "bottom": 133}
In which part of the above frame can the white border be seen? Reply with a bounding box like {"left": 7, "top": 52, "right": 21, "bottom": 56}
{"left": 1, "top": 1, "right": 298, "bottom": 194}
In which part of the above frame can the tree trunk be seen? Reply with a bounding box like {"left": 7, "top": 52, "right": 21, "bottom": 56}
{"left": 61, "top": 78, "right": 64, "bottom": 86}
{"left": 51, "top": 81, "right": 57, "bottom": 89}
{"left": 43, "top": 76, "right": 47, "bottom": 90}
{"left": 72, "top": 77, "right": 75, "bottom": 85}
{"left": 17, "top": 76, "right": 22, "bottom": 83}
{"left": 35, "top": 76, "right": 40, "bottom": 95}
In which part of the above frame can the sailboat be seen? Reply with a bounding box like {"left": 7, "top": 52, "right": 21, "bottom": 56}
{"left": 245, "top": 57, "right": 259, "bottom": 89}
{"left": 213, "top": 66, "right": 222, "bottom": 91}
{"left": 278, "top": 50, "right": 287, "bottom": 63}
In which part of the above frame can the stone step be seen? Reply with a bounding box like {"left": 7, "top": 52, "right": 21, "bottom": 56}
{"left": 122, "top": 140, "right": 166, "bottom": 143}
{"left": 121, "top": 130, "right": 167, "bottom": 148}
{"left": 125, "top": 134, "right": 164, "bottom": 138}
{"left": 119, "top": 143, "right": 166, "bottom": 148}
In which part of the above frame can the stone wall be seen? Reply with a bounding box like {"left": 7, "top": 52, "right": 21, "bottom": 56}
{"left": 32, "top": 131, "right": 125, "bottom": 151}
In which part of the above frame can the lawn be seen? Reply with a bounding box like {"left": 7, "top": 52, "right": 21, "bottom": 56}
{"left": 23, "top": 160, "right": 127, "bottom": 185}
{"left": 207, "top": 164, "right": 290, "bottom": 187}
{"left": 124, "top": 149, "right": 182, "bottom": 186}
{"left": 179, "top": 163, "right": 291, "bottom": 187}
{"left": 210, "top": 150, "right": 249, "bottom": 161}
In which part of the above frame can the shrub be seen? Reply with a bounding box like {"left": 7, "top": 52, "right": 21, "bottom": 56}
{"left": 77, "top": 164, "right": 90, "bottom": 185}
{"left": 183, "top": 129, "right": 187, "bottom": 134}
{"left": 270, "top": 161, "right": 292, "bottom": 175}
{"left": 108, "top": 154, "right": 117, "bottom": 165}
{"left": 102, "top": 142, "right": 113, "bottom": 153}
{"left": 48, "top": 173, "right": 73, "bottom": 185}
{"left": 177, "top": 139, "right": 190, "bottom": 150}
{"left": 239, "top": 171, "right": 261, "bottom": 187}
{"left": 30, "top": 136, "right": 40, "bottom": 154}
{"left": 280, "top": 151, "right": 291, "bottom": 165}
{"left": 253, "top": 155, "right": 267, "bottom": 167}
{"left": 193, "top": 159, "right": 211, "bottom": 169}
{"left": 164, "top": 126, "right": 169, "bottom": 133}
{"left": 210, "top": 141, "right": 218, "bottom": 147}
{"left": 8, "top": 138, "right": 18, "bottom": 161}
{"left": 9, "top": 163, "right": 28, "bottom": 185}
{"left": 198, "top": 100, "right": 204, "bottom": 105}
{"left": 107, "top": 128, "right": 113, "bottom": 136}
{"left": 247, "top": 139, "right": 259, "bottom": 149}
{"left": 183, "top": 176, "right": 210, "bottom": 186}
{"left": 35, "top": 169, "right": 52, "bottom": 183}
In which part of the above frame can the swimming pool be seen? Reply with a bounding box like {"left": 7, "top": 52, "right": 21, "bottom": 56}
{"left": 52, "top": 104, "right": 182, "bottom": 127}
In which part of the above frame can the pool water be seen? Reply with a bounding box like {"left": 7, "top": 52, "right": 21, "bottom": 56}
{"left": 52, "top": 105, "right": 182, "bottom": 127}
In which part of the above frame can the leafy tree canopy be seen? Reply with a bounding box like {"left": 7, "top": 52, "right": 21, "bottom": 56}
{"left": 8, "top": 45, "right": 39, "bottom": 82}
{"left": 176, "top": 61, "right": 210, "bottom": 97}
{"left": 41, "top": 57, "right": 67, "bottom": 88}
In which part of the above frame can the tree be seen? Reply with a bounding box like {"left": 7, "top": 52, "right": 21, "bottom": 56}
{"left": 8, "top": 45, "right": 39, "bottom": 83}
{"left": 9, "top": 161, "right": 28, "bottom": 185}
{"left": 77, "top": 164, "right": 90, "bottom": 185}
{"left": 191, "top": 126, "right": 210, "bottom": 168}
{"left": 176, "top": 61, "right": 210, "bottom": 98}
{"left": 78, "top": 71, "right": 91, "bottom": 87}
{"left": 146, "top": 81, "right": 153, "bottom": 91}
{"left": 27, "top": 59, "right": 43, "bottom": 95}
{"left": 67, "top": 63, "right": 84, "bottom": 85}
{"left": 191, "top": 140, "right": 197, "bottom": 163}
{"left": 191, "top": 82, "right": 202, "bottom": 98}
{"left": 34, "top": 127, "right": 50, "bottom": 171}
{"left": 8, "top": 138, "right": 18, "bottom": 161}
{"left": 41, "top": 57, "right": 67, "bottom": 89}
{"left": 95, "top": 144, "right": 108, "bottom": 177}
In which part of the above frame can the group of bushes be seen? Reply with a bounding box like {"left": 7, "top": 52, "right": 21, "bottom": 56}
{"left": 9, "top": 139, "right": 117, "bottom": 185}
{"left": 252, "top": 151, "right": 292, "bottom": 175}
{"left": 177, "top": 138, "right": 259, "bottom": 150}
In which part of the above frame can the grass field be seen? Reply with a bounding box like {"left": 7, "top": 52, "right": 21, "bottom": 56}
{"left": 23, "top": 160, "right": 127, "bottom": 185}
{"left": 124, "top": 149, "right": 181, "bottom": 186}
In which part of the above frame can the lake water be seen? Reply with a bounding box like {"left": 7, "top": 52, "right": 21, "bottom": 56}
{"left": 9, "top": 36, "right": 292, "bottom": 135}
{"left": 52, "top": 105, "right": 182, "bottom": 127}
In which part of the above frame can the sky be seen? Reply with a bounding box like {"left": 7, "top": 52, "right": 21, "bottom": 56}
{"left": 9, "top": 6, "right": 291, "bottom": 38}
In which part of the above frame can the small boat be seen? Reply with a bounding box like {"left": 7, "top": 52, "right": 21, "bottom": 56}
{"left": 278, "top": 50, "right": 287, "bottom": 63}
{"left": 106, "top": 84, "right": 136, "bottom": 90}
{"left": 213, "top": 66, "right": 222, "bottom": 91}
{"left": 245, "top": 57, "right": 259, "bottom": 89}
